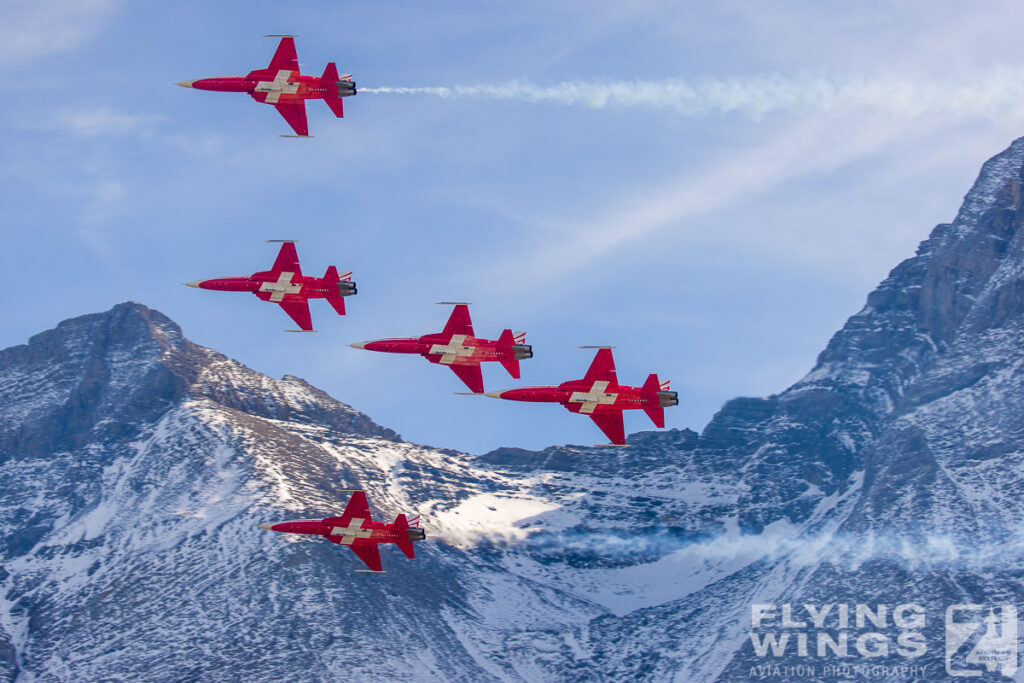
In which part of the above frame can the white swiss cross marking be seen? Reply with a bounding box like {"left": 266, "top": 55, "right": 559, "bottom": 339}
{"left": 259, "top": 272, "right": 302, "bottom": 302}
{"left": 569, "top": 381, "right": 618, "bottom": 414}
{"left": 329, "top": 518, "right": 372, "bottom": 545}
{"left": 429, "top": 335, "right": 475, "bottom": 365}
{"left": 256, "top": 70, "right": 300, "bottom": 104}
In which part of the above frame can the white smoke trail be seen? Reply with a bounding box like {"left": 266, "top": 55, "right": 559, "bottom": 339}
{"left": 512, "top": 526, "right": 1024, "bottom": 572}
{"left": 361, "top": 70, "right": 1024, "bottom": 120}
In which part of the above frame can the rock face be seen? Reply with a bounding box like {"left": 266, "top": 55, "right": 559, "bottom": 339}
{"left": 3, "top": 137, "right": 1024, "bottom": 681}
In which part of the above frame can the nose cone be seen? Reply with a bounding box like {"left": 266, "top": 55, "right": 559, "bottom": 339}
{"left": 257, "top": 523, "right": 274, "bottom": 531}
{"left": 184, "top": 280, "right": 204, "bottom": 288}
{"left": 349, "top": 341, "right": 369, "bottom": 350}
{"left": 484, "top": 390, "right": 506, "bottom": 399}
{"left": 177, "top": 80, "right": 196, "bottom": 88}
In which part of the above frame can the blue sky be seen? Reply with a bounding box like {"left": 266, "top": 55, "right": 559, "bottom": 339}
{"left": 4, "top": 1, "right": 1024, "bottom": 453}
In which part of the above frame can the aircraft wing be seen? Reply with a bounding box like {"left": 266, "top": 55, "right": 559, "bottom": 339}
{"left": 279, "top": 299, "right": 312, "bottom": 331}
{"left": 583, "top": 348, "right": 618, "bottom": 384}
{"left": 267, "top": 36, "right": 299, "bottom": 72}
{"left": 449, "top": 363, "right": 484, "bottom": 394}
{"left": 589, "top": 411, "right": 625, "bottom": 445}
{"left": 274, "top": 101, "right": 308, "bottom": 136}
{"left": 348, "top": 543, "right": 383, "bottom": 572}
{"left": 324, "top": 491, "right": 373, "bottom": 527}
{"left": 441, "top": 304, "right": 474, "bottom": 337}
{"left": 270, "top": 241, "right": 302, "bottom": 277}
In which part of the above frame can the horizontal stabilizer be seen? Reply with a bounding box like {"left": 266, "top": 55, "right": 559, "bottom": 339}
{"left": 327, "top": 297, "right": 346, "bottom": 315}
{"left": 643, "top": 403, "right": 665, "bottom": 428}
{"left": 641, "top": 373, "right": 661, "bottom": 393}
{"left": 324, "top": 97, "right": 344, "bottom": 118}
{"left": 499, "top": 357, "right": 520, "bottom": 379}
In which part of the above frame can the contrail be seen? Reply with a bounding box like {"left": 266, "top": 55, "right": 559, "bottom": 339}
{"left": 361, "top": 70, "right": 1024, "bottom": 120}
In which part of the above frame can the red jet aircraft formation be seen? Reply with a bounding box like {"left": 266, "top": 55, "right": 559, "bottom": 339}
{"left": 180, "top": 37, "right": 679, "bottom": 572}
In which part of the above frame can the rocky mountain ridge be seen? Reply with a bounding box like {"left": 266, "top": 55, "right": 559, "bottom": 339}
{"left": 3, "top": 135, "right": 1024, "bottom": 681}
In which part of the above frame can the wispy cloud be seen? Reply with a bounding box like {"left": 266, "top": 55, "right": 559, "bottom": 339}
{"left": 52, "top": 106, "right": 161, "bottom": 138}
{"left": 464, "top": 112, "right": 926, "bottom": 301}
{"left": 0, "top": 0, "right": 119, "bottom": 65}
{"left": 363, "top": 69, "right": 1024, "bottom": 120}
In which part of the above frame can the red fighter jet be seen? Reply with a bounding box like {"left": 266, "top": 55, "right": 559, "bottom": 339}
{"left": 348, "top": 303, "right": 532, "bottom": 394}
{"left": 485, "top": 346, "right": 678, "bottom": 445}
{"left": 259, "top": 491, "right": 425, "bottom": 573}
{"left": 177, "top": 35, "right": 356, "bottom": 137}
{"left": 185, "top": 240, "right": 356, "bottom": 331}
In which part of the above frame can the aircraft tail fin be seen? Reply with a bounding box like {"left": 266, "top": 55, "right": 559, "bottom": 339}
{"left": 497, "top": 329, "right": 522, "bottom": 378}
{"left": 393, "top": 514, "right": 415, "bottom": 559}
{"left": 321, "top": 63, "right": 348, "bottom": 117}
{"left": 322, "top": 62, "right": 339, "bottom": 84}
{"left": 322, "top": 265, "right": 356, "bottom": 315}
{"left": 641, "top": 373, "right": 666, "bottom": 427}
{"left": 641, "top": 373, "right": 677, "bottom": 427}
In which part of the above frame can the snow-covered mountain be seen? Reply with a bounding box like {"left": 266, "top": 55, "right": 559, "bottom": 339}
{"left": 4, "top": 136, "right": 1024, "bottom": 681}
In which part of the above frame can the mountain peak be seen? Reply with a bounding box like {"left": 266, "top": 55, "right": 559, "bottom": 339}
{"left": 0, "top": 302, "right": 395, "bottom": 460}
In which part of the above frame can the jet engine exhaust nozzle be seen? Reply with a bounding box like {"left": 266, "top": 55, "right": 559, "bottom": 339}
{"left": 512, "top": 344, "right": 533, "bottom": 360}
{"left": 658, "top": 390, "right": 679, "bottom": 408}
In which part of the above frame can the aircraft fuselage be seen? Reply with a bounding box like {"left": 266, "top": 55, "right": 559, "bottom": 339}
{"left": 259, "top": 519, "right": 426, "bottom": 546}
{"left": 186, "top": 271, "right": 355, "bottom": 304}
{"left": 488, "top": 380, "right": 676, "bottom": 415}
{"left": 180, "top": 70, "right": 356, "bottom": 104}
{"left": 352, "top": 334, "right": 531, "bottom": 367}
